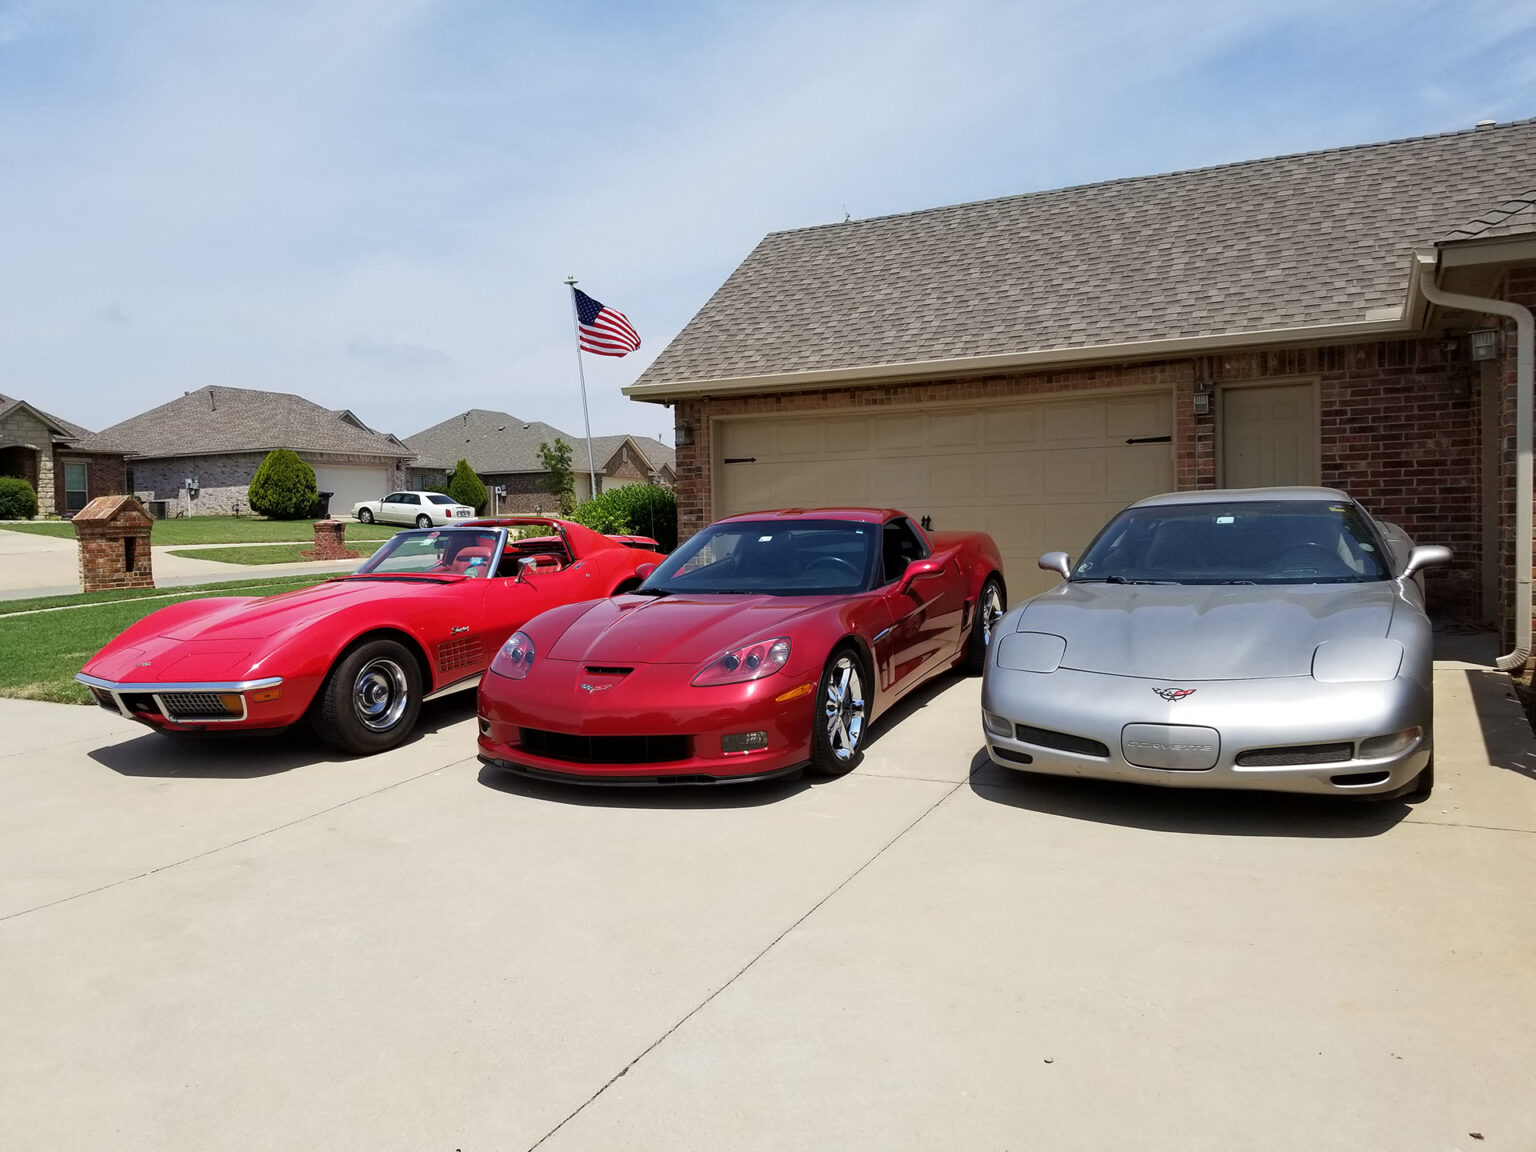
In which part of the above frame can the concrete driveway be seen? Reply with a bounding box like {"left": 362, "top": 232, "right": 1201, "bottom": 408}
{"left": 1, "top": 640, "right": 1533, "bottom": 1151}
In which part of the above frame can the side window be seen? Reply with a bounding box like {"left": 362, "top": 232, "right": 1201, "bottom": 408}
{"left": 383, "top": 493, "right": 401, "bottom": 505}
{"left": 403, "top": 494, "right": 420, "bottom": 505}
{"left": 882, "top": 519, "right": 928, "bottom": 583}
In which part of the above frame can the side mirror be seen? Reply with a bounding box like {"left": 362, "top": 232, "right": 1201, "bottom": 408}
{"left": 1401, "top": 544, "right": 1451, "bottom": 579}
{"left": 515, "top": 555, "right": 539, "bottom": 584}
{"left": 896, "top": 557, "right": 945, "bottom": 595}
{"left": 1038, "top": 551, "right": 1071, "bottom": 579}
{"left": 635, "top": 562, "right": 657, "bottom": 581}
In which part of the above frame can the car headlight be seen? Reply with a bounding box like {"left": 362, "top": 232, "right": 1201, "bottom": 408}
{"left": 493, "top": 630, "right": 536, "bottom": 679}
{"left": 692, "top": 637, "right": 792, "bottom": 686}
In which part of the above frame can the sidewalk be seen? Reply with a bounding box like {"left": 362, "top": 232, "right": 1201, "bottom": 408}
{"left": 0, "top": 530, "right": 364, "bottom": 601}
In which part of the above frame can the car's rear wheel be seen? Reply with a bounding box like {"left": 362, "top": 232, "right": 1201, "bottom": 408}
{"left": 961, "top": 576, "right": 1006, "bottom": 674}
{"left": 357, "top": 508, "right": 374, "bottom": 524}
{"left": 312, "top": 638, "right": 423, "bottom": 755}
{"left": 809, "top": 647, "right": 868, "bottom": 777}
{"left": 416, "top": 513, "right": 432, "bottom": 528}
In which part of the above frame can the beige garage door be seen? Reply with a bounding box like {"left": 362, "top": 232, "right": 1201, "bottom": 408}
{"left": 715, "top": 391, "right": 1174, "bottom": 597}
{"left": 312, "top": 465, "right": 393, "bottom": 518}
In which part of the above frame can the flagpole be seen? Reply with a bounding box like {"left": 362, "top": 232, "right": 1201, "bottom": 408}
{"left": 564, "top": 277, "right": 600, "bottom": 504}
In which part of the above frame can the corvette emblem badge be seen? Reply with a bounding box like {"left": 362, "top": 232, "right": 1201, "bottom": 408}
{"left": 1153, "top": 687, "right": 1196, "bottom": 702}
{"left": 579, "top": 683, "right": 611, "bottom": 693}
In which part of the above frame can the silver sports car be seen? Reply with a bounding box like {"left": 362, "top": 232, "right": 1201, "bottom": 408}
{"left": 981, "top": 488, "right": 1450, "bottom": 800}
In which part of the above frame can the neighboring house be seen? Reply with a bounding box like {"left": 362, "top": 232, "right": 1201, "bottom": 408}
{"left": 627, "top": 118, "right": 1536, "bottom": 649}
{"left": 96, "top": 386, "right": 416, "bottom": 517}
{"left": 406, "top": 409, "right": 675, "bottom": 512}
{"left": 0, "top": 393, "right": 128, "bottom": 517}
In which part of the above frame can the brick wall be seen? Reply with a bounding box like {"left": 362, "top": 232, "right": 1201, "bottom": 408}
{"left": 54, "top": 453, "right": 128, "bottom": 517}
{"left": 133, "top": 452, "right": 407, "bottom": 517}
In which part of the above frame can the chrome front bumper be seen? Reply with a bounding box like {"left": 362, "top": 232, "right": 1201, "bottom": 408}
{"left": 76, "top": 673, "right": 284, "bottom": 725}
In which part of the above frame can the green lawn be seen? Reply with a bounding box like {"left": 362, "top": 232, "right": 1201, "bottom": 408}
{"left": 0, "top": 577, "right": 327, "bottom": 704}
{"left": 165, "top": 540, "right": 387, "bottom": 566}
{"left": 0, "top": 517, "right": 399, "bottom": 545}
{"left": 0, "top": 574, "right": 332, "bottom": 616}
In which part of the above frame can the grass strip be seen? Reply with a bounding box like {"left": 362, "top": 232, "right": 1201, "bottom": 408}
{"left": 164, "top": 541, "right": 386, "bottom": 566}
{"left": 0, "top": 518, "right": 398, "bottom": 545}
{"left": 0, "top": 575, "right": 331, "bottom": 616}
{"left": 0, "top": 578, "right": 324, "bottom": 704}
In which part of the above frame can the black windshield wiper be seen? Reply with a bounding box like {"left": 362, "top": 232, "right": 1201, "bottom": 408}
{"left": 1104, "top": 576, "right": 1181, "bottom": 585}
{"left": 629, "top": 587, "right": 671, "bottom": 597}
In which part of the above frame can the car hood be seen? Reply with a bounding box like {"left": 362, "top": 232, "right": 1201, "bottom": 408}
{"left": 1017, "top": 581, "right": 1399, "bottom": 679}
{"left": 547, "top": 594, "right": 834, "bottom": 665}
{"left": 162, "top": 576, "right": 447, "bottom": 641}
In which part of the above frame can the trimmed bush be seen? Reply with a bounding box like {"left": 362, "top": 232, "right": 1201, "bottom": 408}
{"left": 247, "top": 449, "right": 320, "bottom": 520}
{"left": 538, "top": 438, "right": 576, "bottom": 516}
{"left": 0, "top": 476, "right": 38, "bottom": 520}
{"left": 447, "top": 458, "right": 488, "bottom": 514}
{"left": 572, "top": 484, "right": 677, "bottom": 551}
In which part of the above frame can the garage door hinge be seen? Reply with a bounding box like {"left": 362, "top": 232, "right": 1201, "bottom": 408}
{"left": 723, "top": 457, "right": 757, "bottom": 464}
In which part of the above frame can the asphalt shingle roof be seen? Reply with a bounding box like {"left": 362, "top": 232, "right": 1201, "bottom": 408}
{"left": 407, "top": 411, "right": 677, "bottom": 476}
{"left": 0, "top": 393, "right": 93, "bottom": 440}
{"left": 94, "top": 386, "right": 414, "bottom": 460}
{"left": 635, "top": 119, "right": 1536, "bottom": 388}
{"left": 1441, "top": 189, "right": 1536, "bottom": 242}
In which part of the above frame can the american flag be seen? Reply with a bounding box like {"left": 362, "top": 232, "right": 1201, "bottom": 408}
{"left": 573, "top": 288, "right": 641, "bottom": 357}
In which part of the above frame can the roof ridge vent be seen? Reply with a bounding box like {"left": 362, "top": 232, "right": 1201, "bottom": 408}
{"left": 1476, "top": 119, "right": 1496, "bottom": 128}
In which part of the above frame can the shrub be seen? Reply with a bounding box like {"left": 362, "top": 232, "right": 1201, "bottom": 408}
{"left": 538, "top": 438, "right": 576, "bottom": 516}
{"left": 446, "top": 458, "right": 488, "bottom": 514}
{"left": 247, "top": 449, "right": 320, "bottom": 520}
{"left": 0, "top": 476, "right": 38, "bottom": 520}
{"left": 572, "top": 484, "right": 677, "bottom": 551}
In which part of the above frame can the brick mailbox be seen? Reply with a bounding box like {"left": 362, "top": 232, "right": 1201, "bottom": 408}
{"left": 72, "top": 494, "right": 154, "bottom": 592}
{"left": 302, "top": 519, "right": 359, "bottom": 561}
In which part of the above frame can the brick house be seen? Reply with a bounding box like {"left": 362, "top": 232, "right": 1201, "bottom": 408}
{"left": 626, "top": 119, "right": 1536, "bottom": 657}
{"left": 406, "top": 409, "right": 675, "bottom": 512}
{"left": 0, "top": 393, "right": 128, "bottom": 517}
{"left": 96, "top": 386, "right": 416, "bottom": 517}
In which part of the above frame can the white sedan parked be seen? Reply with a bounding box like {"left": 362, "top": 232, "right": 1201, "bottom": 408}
{"left": 352, "top": 491, "right": 478, "bottom": 528}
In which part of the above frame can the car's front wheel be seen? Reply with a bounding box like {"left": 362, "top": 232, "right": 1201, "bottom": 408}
{"left": 416, "top": 513, "right": 432, "bottom": 528}
{"left": 1405, "top": 757, "right": 1434, "bottom": 802}
{"left": 357, "top": 507, "right": 374, "bottom": 524}
{"left": 312, "top": 638, "right": 423, "bottom": 755}
{"left": 961, "top": 576, "right": 1006, "bottom": 674}
{"left": 809, "top": 647, "right": 868, "bottom": 777}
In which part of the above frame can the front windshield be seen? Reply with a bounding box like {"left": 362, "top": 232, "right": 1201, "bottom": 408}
{"left": 353, "top": 528, "right": 504, "bottom": 578}
{"left": 641, "top": 519, "right": 877, "bottom": 595}
{"left": 1072, "top": 500, "right": 1392, "bottom": 585}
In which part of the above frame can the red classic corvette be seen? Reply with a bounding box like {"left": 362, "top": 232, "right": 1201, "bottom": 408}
{"left": 477, "top": 508, "right": 1005, "bottom": 784}
{"left": 77, "top": 518, "right": 668, "bottom": 754}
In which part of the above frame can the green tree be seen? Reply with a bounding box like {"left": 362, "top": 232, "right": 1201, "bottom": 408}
{"left": 247, "top": 449, "right": 319, "bottom": 520}
{"left": 571, "top": 484, "right": 677, "bottom": 551}
{"left": 446, "top": 458, "right": 488, "bottom": 514}
{"left": 538, "top": 438, "right": 576, "bottom": 516}
{"left": 0, "top": 476, "right": 38, "bottom": 520}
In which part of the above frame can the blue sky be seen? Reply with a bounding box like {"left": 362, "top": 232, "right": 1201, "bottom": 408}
{"left": 1, "top": 0, "right": 1532, "bottom": 444}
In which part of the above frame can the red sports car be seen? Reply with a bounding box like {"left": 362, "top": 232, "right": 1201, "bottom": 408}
{"left": 77, "top": 518, "right": 667, "bottom": 755}
{"left": 477, "top": 508, "right": 1005, "bottom": 784}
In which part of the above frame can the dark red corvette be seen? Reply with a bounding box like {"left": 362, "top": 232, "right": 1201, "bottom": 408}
{"left": 477, "top": 508, "right": 1005, "bottom": 784}
{"left": 77, "top": 518, "right": 666, "bottom": 755}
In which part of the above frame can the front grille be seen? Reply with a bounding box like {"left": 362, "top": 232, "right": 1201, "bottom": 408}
{"left": 121, "top": 692, "right": 161, "bottom": 716}
{"left": 1236, "top": 743, "right": 1353, "bottom": 767}
{"left": 518, "top": 728, "right": 690, "bottom": 764}
{"left": 158, "top": 692, "right": 241, "bottom": 721}
{"left": 91, "top": 688, "right": 118, "bottom": 712}
{"left": 1013, "top": 724, "right": 1110, "bottom": 758}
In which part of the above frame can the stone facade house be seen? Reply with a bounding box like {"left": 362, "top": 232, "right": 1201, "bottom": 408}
{"left": 406, "top": 409, "right": 675, "bottom": 513}
{"left": 626, "top": 119, "right": 1536, "bottom": 660}
{"left": 0, "top": 393, "right": 128, "bottom": 517}
{"left": 96, "top": 386, "right": 416, "bottom": 517}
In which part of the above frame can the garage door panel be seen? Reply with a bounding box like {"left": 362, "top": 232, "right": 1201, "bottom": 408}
{"left": 714, "top": 392, "right": 1173, "bottom": 597}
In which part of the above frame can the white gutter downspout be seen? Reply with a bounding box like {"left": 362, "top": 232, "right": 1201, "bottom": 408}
{"left": 1419, "top": 259, "right": 1536, "bottom": 672}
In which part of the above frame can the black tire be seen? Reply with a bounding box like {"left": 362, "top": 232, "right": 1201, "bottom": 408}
{"left": 961, "top": 576, "right": 1006, "bottom": 674}
{"left": 357, "top": 508, "right": 374, "bottom": 524}
{"left": 1405, "top": 757, "right": 1434, "bottom": 802}
{"left": 808, "top": 647, "right": 868, "bottom": 777}
{"left": 311, "top": 638, "right": 423, "bottom": 755}
{"left": 416, "top": 513, "right": 432, "bottom": 528}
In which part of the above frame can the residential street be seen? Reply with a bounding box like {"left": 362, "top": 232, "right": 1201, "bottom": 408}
{"left": 1, "top": 638, "right": 1532, "bottom": 1151}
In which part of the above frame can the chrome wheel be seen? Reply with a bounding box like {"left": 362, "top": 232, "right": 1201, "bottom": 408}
{"left": 821, "top": 654, "right": 866, "bottom": 763}
{"left": 352, "top": 657, "right": 409, "bottom": 732}
{"left": 978, "top": 581, "right": 1005, "bottom": 647}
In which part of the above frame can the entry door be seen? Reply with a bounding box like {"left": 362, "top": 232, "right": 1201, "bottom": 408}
{"left": 1220, "top": 382, "right": 1320, "bottom": 487}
